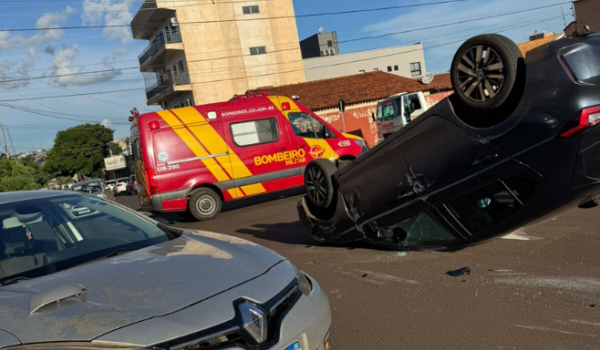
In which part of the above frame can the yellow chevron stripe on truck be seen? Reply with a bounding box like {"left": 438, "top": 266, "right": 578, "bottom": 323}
{"left": 168, "top": 107, "right": 266, "bottom": 197}
{"left": 157, "top": 110, "right": 237, "bottom": 199}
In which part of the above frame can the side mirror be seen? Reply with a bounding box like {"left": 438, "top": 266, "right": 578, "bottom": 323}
{"left": 371, "top": 113, "right": 376, "bottom": 122}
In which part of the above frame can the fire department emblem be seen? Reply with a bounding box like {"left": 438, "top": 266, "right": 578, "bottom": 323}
{"left": 157, "top": 151, "right": 169, "bottom": 162}
{"left": 309, "top": 145, "right": 325, "bottom": 159}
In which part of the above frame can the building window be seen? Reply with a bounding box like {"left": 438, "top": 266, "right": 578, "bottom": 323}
{"left": 230, "top": 118, "right": 279, "bottom": 147}
{"left": 373, "top": 68, "right": 379, "bottom": 71}
{"left": 394, "top": 65, "right": 399, "bottom": 71}
{"left": 327, "top": 40, "right": 333, "bottom": 48}
{"left": 249, "top": 46, "right": 267, "bottom": 55}
{"left": 410, "top": 62, "right": 422, "bottom": 76}
{"left": 359, "top": 70, "right": 366, "bottom": 74}
{"left": 242, "top": 5, "right": 260, "bottom": 14}
{"left": 387, "top": 66, "right": 392, "bottom": 72}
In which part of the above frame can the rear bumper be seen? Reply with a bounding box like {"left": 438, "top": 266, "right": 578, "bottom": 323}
{"left": 570, "top": 126, "right": 600, "bottom": 197}
{"left": 147, "top": 189, "right": 189, "bottom": 212}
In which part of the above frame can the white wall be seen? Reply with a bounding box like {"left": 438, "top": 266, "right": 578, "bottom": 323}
{"left": 303, "top": 43, "right": 426, "bottom": 81}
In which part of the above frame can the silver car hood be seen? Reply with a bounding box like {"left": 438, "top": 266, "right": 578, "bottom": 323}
{"left": 0, "top": 231, "right": 284, "bottom": 344}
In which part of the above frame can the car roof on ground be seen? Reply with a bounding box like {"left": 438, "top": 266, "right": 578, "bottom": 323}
{"left": 0, "top": 191, "right": 80, "bottom": 205}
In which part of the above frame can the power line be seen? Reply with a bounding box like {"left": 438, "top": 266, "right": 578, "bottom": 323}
{"left": 0, "top": 0, "right": 469, "bottom": 32}
{"left": 0, "top": 88, "right": 141, "bottom": 103}
{"left": 0, "top": 15, "right": 562, "bottom": 106}
{"left": 0, "top": 3, "right": 567, "bottom": 85}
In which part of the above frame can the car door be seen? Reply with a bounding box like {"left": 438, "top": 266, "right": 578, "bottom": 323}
{"left": 223, "top": 113, "right": 293, "bottom": 198}
{"left": 349, "top": 114, "right": 511, "bottom": 225}
{"left": 396, "top": 115, "right": 509, "bottom": 199}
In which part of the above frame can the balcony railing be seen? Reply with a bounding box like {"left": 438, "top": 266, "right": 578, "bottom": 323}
{"left": 145, "top": 71, "right": 191, "bottom": 101}
{"left": 138, "top": 30, "right": 182, "bottom": 66}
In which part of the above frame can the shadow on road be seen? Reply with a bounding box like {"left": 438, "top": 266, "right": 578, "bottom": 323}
{"left": 236, "top": 221, "right": 313, "bottom": 245}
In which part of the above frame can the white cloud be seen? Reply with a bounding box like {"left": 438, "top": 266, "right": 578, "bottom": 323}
{"left": 50, "top": 44, "right": 122, "bottom": 86}
{"left": 28, "top": 6, "right": 76, "bottom": 46}
{"left": 101, "top": 118, "right": 112, "bottom": 128}
{"left": 0, "top": 32, "right": 24, "bottom": 51}
{"left": 82, "top": 0, "right": 133, "bottom": 44}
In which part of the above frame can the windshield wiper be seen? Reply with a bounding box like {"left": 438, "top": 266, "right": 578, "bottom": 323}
{"left": 157, "top": 222, "right": 183, "bottom": 240}
{"left": 105, "top": 247, "right": 142, "bottom": 258}
{"left": 1, "top": 276, "right": 31, "bottom": 286}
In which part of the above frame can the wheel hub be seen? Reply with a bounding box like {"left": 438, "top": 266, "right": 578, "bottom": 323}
{"left": 197, "top": 195, "right": 215, "bottom": 215}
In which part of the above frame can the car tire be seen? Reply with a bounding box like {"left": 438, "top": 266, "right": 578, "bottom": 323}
{"left": 450, "top": 34, "right": 523, "bottom": 111}
{"left": 305, "top": 159, "right": 337, "bottom": 209}
{"left": 188, "top": 188, "right": 222, "bottom": 221}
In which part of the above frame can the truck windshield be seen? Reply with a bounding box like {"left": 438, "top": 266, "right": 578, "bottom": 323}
{"left": 376, "top": 100, "right": 398, "bottom": 120}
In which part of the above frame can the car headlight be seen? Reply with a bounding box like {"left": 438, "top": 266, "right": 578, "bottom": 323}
{"left": 354, "top": 140, "right": 368, "bottom": 154}
{"left": 292, "top": 264, "right": 313, "bottom": 296}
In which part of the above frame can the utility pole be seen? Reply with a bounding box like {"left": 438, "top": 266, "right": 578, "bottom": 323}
{"left": 561, "top": 6, "right": 567, "bottom": 28}
{"left": 0, "top": 125, "right": 9, "bottom": 159}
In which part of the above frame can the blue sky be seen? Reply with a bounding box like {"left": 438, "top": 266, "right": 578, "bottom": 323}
{"left": 0, "top": 0, "right": 571, "bottom": 152}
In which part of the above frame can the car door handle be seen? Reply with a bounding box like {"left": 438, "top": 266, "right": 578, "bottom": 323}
{"left": 472, "top": 154, "right": 499, "bottom": 168}
{"left": 277, "top": 147, "right": 287, "bottom": 151}
{"left": 296, "top": 145, "right": 305, "bottom": 149}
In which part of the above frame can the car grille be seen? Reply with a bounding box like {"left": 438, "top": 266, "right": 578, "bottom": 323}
{"left": 162, "top": 283, "right": 301, "bottom": 350}
{"left": 590, "top": 150, "right": 600, "bottom": 179}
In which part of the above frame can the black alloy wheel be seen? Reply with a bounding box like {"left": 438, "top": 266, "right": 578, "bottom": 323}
{"left": 305, "top": 159, "right": 337, "bottom": 209}
{"left": 451, "top": 34, "right": 522, "bottom": 111}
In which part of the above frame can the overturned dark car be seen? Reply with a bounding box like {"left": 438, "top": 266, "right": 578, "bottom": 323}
{"left": 298, "top": 32, "right": 600, "bottom": 251}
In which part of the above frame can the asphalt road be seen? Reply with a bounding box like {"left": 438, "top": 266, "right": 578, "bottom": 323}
{"left": 117, "top": 193, "right": 600, "bottom": 349}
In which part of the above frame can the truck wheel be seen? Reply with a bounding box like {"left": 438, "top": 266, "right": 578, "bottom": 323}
{"left": 189, "top": 188, "right": 222, "bottom": 221}
{"left": 451, "top": 34, "right": 523, "bottom": 110}
{"left": 305, "top": 159, "right": 337, "bottom": 209}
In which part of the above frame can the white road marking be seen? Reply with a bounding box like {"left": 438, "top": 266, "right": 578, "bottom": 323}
{"left": 501, "top": 231, "right": 543, "bottom": 241}
{"left": 514, "top": 325, "right": 598, "bottom": 337}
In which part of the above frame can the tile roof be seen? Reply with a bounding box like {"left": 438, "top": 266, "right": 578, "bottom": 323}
{"left": 248, "top": 71, "right": 452, "bottom": 111}
{"left": 517, "top": 34, "right": 564, "bottom": 57}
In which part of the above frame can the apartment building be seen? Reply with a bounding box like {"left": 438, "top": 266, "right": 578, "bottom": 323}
{"left": 131, "top": 0, "right": 306, "bottom": 109}
{"left": 300, "top": 32, "right": 426, "bottom": 81}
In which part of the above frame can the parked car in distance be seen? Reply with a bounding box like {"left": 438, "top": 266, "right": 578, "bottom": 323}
{"left": 70, "top": 178, "right": 115, "bottom": 201}
{"left": 0, "top": 191, "right": 332, "bottom": 350}
{"left": 298, "top": 33, "right": 600, "bottom": 251}
{"left": 105, "top": 179, "right": 116, "bottom": 191}
{"left": 114, "top": 177, "right": 129, "bottom": 196}
{"left": 127, "top": 174, "right": 138, "bottom": 195}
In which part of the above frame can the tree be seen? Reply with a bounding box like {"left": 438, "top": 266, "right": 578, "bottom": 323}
{"left": 44, "top": 124, "right": 114, "bottom": 178}
{"left": 107, "top": 142, "right": 123, "bottom": 156}
{"left": 0, "top": 159, "right": 43, "bottom": 192}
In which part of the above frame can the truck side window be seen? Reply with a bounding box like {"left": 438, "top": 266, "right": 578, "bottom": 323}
{"left": 288, "top": 113, "right": 334, "bottom": 139}
{"left": 408, "top": 94, "right": 422, "bottom": 111}
{"left": 230, "top": 118, "right": 279, "bottom": 147}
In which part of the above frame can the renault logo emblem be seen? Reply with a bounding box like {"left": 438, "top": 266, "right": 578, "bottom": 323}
{"left": 239, "top": 301, "right": 267, "bottom": 344}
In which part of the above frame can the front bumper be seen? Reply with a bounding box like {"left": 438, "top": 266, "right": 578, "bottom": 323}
{"left": 297, "top": 196, "right": 364, "bottom": 245}
{"left": 96, "top": 261, "right": 332, "bottom": 350}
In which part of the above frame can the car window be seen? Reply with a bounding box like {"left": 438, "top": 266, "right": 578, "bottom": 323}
{"left": 385, "top": 212, "right": 457, "bottom": 249}
{"left": 447, "top": 180, "right": 535, "bottom": 235}
{"left": 230, "top": 118, "right": 279, "bottom": 147}
{"left": 0, "top": 195, "right": 170, "bottom": 284}
{"left": 288, "top": 112, "right": 334, "bottom": 139}
{"left": 118, "top": 179, "right": 128, "bottom": 183}
{"left": 71, "top": 182, "right": 102, "bottom": 193}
